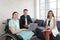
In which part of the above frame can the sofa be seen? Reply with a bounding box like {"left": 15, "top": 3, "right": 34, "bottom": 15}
{"left": 31, "top": 18, "right": 60, "bottom": 40}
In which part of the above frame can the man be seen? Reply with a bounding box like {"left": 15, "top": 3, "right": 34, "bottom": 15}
{"left": 20, "top": 9, "right": 32, "bottom": 29}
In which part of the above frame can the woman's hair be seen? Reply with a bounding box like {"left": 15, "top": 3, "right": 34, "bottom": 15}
{"left": 47, "top": 10, "right": 54, "bottom": 18}
{"left": 12, "top": 12, "right": 18, "bottom": 18}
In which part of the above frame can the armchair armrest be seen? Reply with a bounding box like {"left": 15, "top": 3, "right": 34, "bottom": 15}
{"left": 37, "top": 26, "right": 45, "bottom": 31}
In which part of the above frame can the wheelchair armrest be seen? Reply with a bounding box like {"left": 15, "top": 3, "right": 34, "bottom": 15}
{"left": 0, "top": 33, "right": 17, "bottom": 40}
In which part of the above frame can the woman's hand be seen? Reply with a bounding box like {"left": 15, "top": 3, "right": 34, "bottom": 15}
{"left": 46, "top": 27, "right": 52, "bottom": 31}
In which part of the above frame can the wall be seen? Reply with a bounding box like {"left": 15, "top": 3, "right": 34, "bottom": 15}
{"left": 0, "top": 0, "right": 35, "bottom": 37}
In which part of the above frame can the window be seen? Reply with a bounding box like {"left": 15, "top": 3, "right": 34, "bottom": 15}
{"left": 39, "top": 0, "right": 46, "bottom": 20}
{"left": 48, "top": 0, "right": 56, "bottom": 17}
{"left": 36, "top": 0, "right": 60, "bottom": 21}
{"left": 39, "top": 0, "right": 57, "bottom": 20}
{"left": 57, "top": 0, "right": 60, "bottom": 20}
{"left": 48, "top": 0, "right": 60, "bottom": 20}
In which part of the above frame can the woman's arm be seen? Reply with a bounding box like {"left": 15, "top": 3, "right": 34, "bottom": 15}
{"left": 9, "top": 26, "right": 27, "bottom": 34}
{"left": 46, "top": 19, "right": 51, "bottom": 30}
{"left": 46, "top": 19, "right": 48, "bottom": 29}
{"left": 54, "top": 17, "right": 56, "bottom": 28}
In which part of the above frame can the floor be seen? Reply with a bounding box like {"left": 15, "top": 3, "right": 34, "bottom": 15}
{"left": 31, "top": 36, "right": 41, "bottom": 40}
{"left": 0, "top": 35, "right": 41, "bottom": 40}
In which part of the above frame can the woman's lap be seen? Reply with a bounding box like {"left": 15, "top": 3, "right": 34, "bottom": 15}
{"left": 43, "top": 31, "right": 52, "bottom": 40}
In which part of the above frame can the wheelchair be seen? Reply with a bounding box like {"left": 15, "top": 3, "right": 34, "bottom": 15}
{"left": 0, "top": 19, "right": 23, "bottom": 40}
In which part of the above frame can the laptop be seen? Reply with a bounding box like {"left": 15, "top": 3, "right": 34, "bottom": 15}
{"left": 27, "top": 23, "right": 38, "bottom": 31}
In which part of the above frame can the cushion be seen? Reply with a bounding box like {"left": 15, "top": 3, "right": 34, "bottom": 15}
{"left": 57, "top": 21, "right": 60, "bottom": 30}
{"left": 34, "top": 19, "right": 44, "bottom": 26}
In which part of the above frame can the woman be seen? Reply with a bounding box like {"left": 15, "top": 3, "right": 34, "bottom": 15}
{"left": 43, "top": 10, "right": 59, "bottom": 40}
{"left": 9, "top": 12, "right": 34, "bottom": 40}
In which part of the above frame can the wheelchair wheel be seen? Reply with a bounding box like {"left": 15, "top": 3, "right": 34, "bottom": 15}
{"left": 6, "top": 36, "right": 15, "bottom": 40}
{"left": 0, "top": 33, "right": 17, "bottom": 40}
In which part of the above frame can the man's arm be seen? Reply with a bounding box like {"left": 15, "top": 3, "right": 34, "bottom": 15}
{"left": 28, "top": 15, "right": 32, "bottom": 23}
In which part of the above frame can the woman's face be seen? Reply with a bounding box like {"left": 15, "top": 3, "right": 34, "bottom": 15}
{"left": 48, "top": 12, "right": 53, "bottom": 18}
{"left": 13, "top": 13, "right": 18, "bottom": 19}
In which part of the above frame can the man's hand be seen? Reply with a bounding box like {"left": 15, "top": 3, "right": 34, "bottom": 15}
{"left": 24, "top": 25, "right": 28, "bottom": 27}
{"left": 22, "top": 29, "right": 28, "bottom": 31}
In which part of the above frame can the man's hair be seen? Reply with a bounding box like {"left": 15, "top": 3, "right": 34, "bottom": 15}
{"left": 23, "top": 9, "right": 28, "bottom": 11}
{"left": 12, "top": 11, "right": 18, "bottom": 18}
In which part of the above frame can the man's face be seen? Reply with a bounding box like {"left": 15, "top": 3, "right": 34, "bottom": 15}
{"left": 13, "top": 13, "right": 18, "bottom": 19}
{"left": 23, "top": 11, "right": 28, "bottom": 16}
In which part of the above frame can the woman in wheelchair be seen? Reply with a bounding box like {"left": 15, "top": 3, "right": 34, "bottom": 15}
{"left": 9, "top": 12, "right": 34, "bottom": 40}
